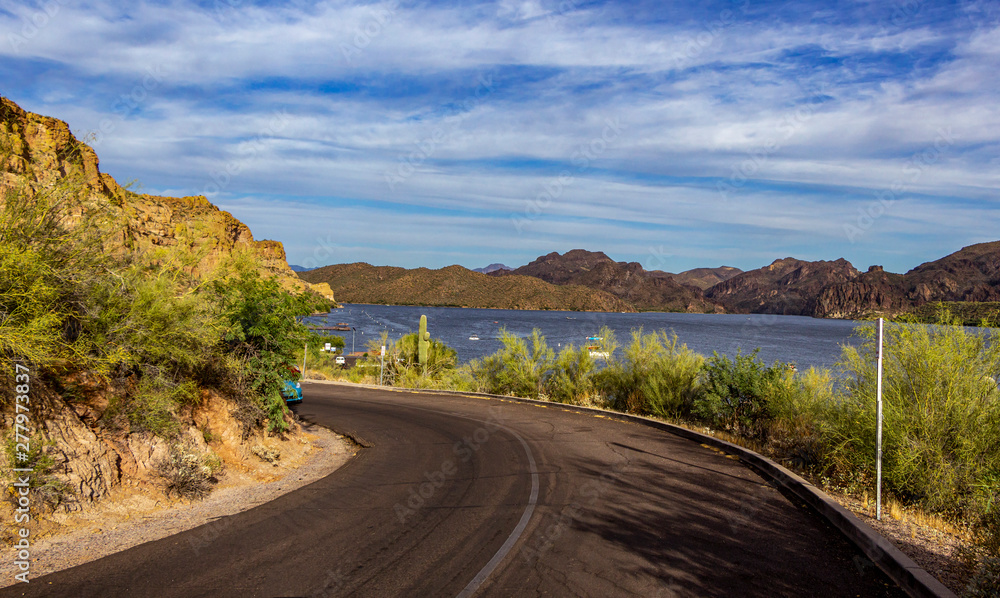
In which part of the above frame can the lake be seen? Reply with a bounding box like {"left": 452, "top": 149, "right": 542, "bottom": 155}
{"left": 304, "top": 304, "right": 869, "bottom": 371}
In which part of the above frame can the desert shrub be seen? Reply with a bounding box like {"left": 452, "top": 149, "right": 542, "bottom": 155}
{"left": 826, "top": 321, "right": 1000, "bottom": 519}
{"left": 469, "top": 328, "right": 553, "bottom": 399}
{"left": 692, "top": 349, "right": 783, "bottom": 439}
{"left": 251, "top": 444, "right": 280, "bottom": 464}
{"left": 0, "top": 170, "right": 112, "bottom": 370}
{"left": 595, "top": 329, "right": 703, "bottom": 416}
{"left": 543, "top": 344, "right": 595, "bottom": 404}
{"left": 155, "top": 443, "right": 215, "bottom": 499}
{"left": 762, "top": 367, "right": 832, "bottom": 471}
{"left": 212, "top": 258, "right": 320, "bottom": 434}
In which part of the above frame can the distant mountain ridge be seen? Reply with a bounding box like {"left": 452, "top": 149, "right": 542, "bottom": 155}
{"left": 666, "top": 266, "right": 743, "bottom": 290}
{"left": 473, "top": 263, "right": 511, "bottom": 274}
{"left": 295, "top": 243, "right": 1000, "bottom": 318}
{"left": 496, "top": 249, "right": 721, "bottom": 313}
{"left": 298, "top": 262, "right": 635, "bottom": 312}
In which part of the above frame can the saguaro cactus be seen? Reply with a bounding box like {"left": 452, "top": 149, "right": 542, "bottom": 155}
{"left": 418, "top": 315, "right": 430, "bottom": 366}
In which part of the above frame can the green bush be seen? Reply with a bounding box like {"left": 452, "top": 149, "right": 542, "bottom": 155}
{"left": 468, "top": 328, "right": 553, "bottom": 399}
{"left": 212, "top": 258, "right": 321, "bottom": 434}
{"left": 594, "top": 329, "right": 703, "bottom": 416}
{"left": 543, "top": 344, "right": 595, "bottom": 404}
{"left": 826, "top": 321, "right": 1000, "bottom": 518}
{"left": 692, "top": 349, "right": 783, "bottom": 439}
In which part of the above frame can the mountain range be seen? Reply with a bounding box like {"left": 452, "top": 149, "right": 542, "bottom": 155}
{"left": 300, "top": 244, "right": 1000, "bottom": 318}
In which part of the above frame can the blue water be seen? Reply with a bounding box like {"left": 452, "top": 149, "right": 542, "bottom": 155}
{"left": 304, "top": 304, "right": 868, "bottom": 371}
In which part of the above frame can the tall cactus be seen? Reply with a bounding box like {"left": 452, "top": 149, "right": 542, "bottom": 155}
{"left": 418, "top": 315, "right": 430, "bottom": 366}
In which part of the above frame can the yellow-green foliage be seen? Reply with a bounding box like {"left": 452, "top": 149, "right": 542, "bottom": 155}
{"left": 365, "top": 329, "right": 460, "bottom": 388}
{"left": 595, "top": 328, "right": 704, "bottom": 416}
{"left": 0, "top": 162, "right": 327, "bottom": 437}
{"left": 468, "top": 328, "right": 554, "bottom": 399}
{"left": 828, "top": 321, "right": 1000, "bottom": 518}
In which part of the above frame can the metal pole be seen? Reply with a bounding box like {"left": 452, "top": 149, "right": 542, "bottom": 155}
{"left": 302, "top": 343, "right": 308, "bottom": 381}
{"left": 876, "top": 318, "right": 884, "bottom": 520}
{"left": 352, "top": 328, "right": 355, "bottom": 353}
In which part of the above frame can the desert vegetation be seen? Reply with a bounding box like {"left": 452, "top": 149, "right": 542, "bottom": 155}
{"left": 0, "top": 159, "right": 331, "bottom": 507}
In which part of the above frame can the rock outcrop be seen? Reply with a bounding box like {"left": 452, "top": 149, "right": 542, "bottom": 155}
{"left": 814, "top": 266, "right": 909, "bottom": 318}
{"left": 706, "top": 258, "right": 860, "bottom": 315}
{"left": 502, "top": 249, "right": 722, "bottom": 313}
{"left": 0, "top": 96, "right": 322, "bottom": 294}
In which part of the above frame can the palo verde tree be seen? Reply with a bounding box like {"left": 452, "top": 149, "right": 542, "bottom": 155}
{"left": 211, "top": 255, "right": 328, "bottom": 433}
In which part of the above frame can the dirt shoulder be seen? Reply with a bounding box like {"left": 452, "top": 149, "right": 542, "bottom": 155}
{"left": 1, "top": 421, "right": 355, "bottom": 586}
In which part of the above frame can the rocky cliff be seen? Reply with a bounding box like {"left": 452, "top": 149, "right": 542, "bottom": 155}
{"left": 503, "top": 249, "right": 722, "bottom": 313}
{"left": 0, "top": 96, "right": 325, "bottom": 296}
{"left": 810, "top": 243, "right": 1000, "bottom": 318}
{"left": 0, "top": 97, "right": 322, "bottom": 515}
{"left": 813, "top": 266, "right": 909, "bottom": 318}
{"left": 902, "top": 241, "right": 1000, "bottom": 304}
{"left": 706, "top": 257, "right": 860, "bottom": 315}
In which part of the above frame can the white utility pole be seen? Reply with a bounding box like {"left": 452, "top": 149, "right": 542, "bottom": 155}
{"left": 876, "top": 318, "right": 884, "bottom": 520}
{"left": 380, "top": 345, "right": 386, "bottom": 386}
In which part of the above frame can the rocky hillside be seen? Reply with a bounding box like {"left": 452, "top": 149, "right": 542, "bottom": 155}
{"left": 299, "top": 262, "right": 635, "bottom": 311}
{"left": 665, "top": 266, "right": 743, "bottom": 290}
{"left": 903, "top": 241, "right": 1000, "bottom": 304}
{"left": 500, "top": 249, "right": 722, "bottom": 313}
{"left": 0, "top": 96, "right": 329, "bottom": 516}
{"left": 708, "top": 242, "right": 1000, "bottom": 318}
{"left": 813, "top": 266, "right": 909, "bottom": 318}
{"left": 706, "top": 258, "right": 860, "bottom": 315}
{"left": 811, "top": 242, "right": 1000, "bottom": 318}
{"left": 0, "top": 96, "right": 331, "bottom": 298}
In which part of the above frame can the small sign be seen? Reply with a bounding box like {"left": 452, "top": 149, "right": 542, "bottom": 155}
{"left": 381, "top": 345, "right": 386, "bottom": 357}
{"left": 325, "top": 343, "right": 331, "bottom": 351}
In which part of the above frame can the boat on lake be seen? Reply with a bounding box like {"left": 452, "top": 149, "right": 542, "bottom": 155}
{"left": 587, "top": 336, "right": 609, "bottom": 358}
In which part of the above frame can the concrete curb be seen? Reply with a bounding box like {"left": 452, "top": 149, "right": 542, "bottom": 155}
{"left": 303, "top": 379, "right": 956, "bottom": 598}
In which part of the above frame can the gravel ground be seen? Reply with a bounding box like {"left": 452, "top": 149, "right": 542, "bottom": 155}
{"left": 0, "top": 422, "right": 355, "bottom": 587}
{"left": 831, "top": 492, "right": 978, "bottom": 595}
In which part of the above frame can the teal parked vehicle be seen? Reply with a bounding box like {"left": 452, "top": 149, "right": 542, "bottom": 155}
{"left": 281, "top": 366, "right": 303, "bottom": 404}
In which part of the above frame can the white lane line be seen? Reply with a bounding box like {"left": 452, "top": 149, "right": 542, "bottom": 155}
{"left": 334, "top": 397, "right": 541, "bottom": 597}
{"left": 456, "top": 425, "right": 538, "bottom": 598}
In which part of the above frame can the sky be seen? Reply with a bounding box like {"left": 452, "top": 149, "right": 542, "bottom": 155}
{"left": 1, "top": 0, "right": 998, "bottom": 274}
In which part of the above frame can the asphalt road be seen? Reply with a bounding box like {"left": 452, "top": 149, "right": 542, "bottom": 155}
{"left": 2, "top": 384, "right": 905, "bottom": 597}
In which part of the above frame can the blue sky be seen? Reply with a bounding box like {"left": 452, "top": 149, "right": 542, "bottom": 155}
{"left": 2, "top": 0, "right": 998, "bottom": 274}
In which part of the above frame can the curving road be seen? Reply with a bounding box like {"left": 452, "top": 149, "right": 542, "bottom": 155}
{"left": 2, "top": 383, "right": 905, "bottom": 597}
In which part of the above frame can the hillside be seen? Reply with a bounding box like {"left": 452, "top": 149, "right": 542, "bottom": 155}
{"left": 706, "top": 258, "right": 860, "bottom": 315}
{"left": 501, "top": 249, "right": 721, "bottom": 312}
{"left": 0, "top": 96, "right": 332, "bottom": 513}
{"left": 903, "top": 241, "right": 1000, "bottom": 303}
{"left": 666, "top": 266, "right": 743, "bottom": 290}
{"left": 299, "top": 262, "right": 636, "bottom": 311}
{"left": 811, "top": 242, "right": 1000, "bottom": 318}
{"left": 0, "top": 96, "right": 330, "bottom": 298}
